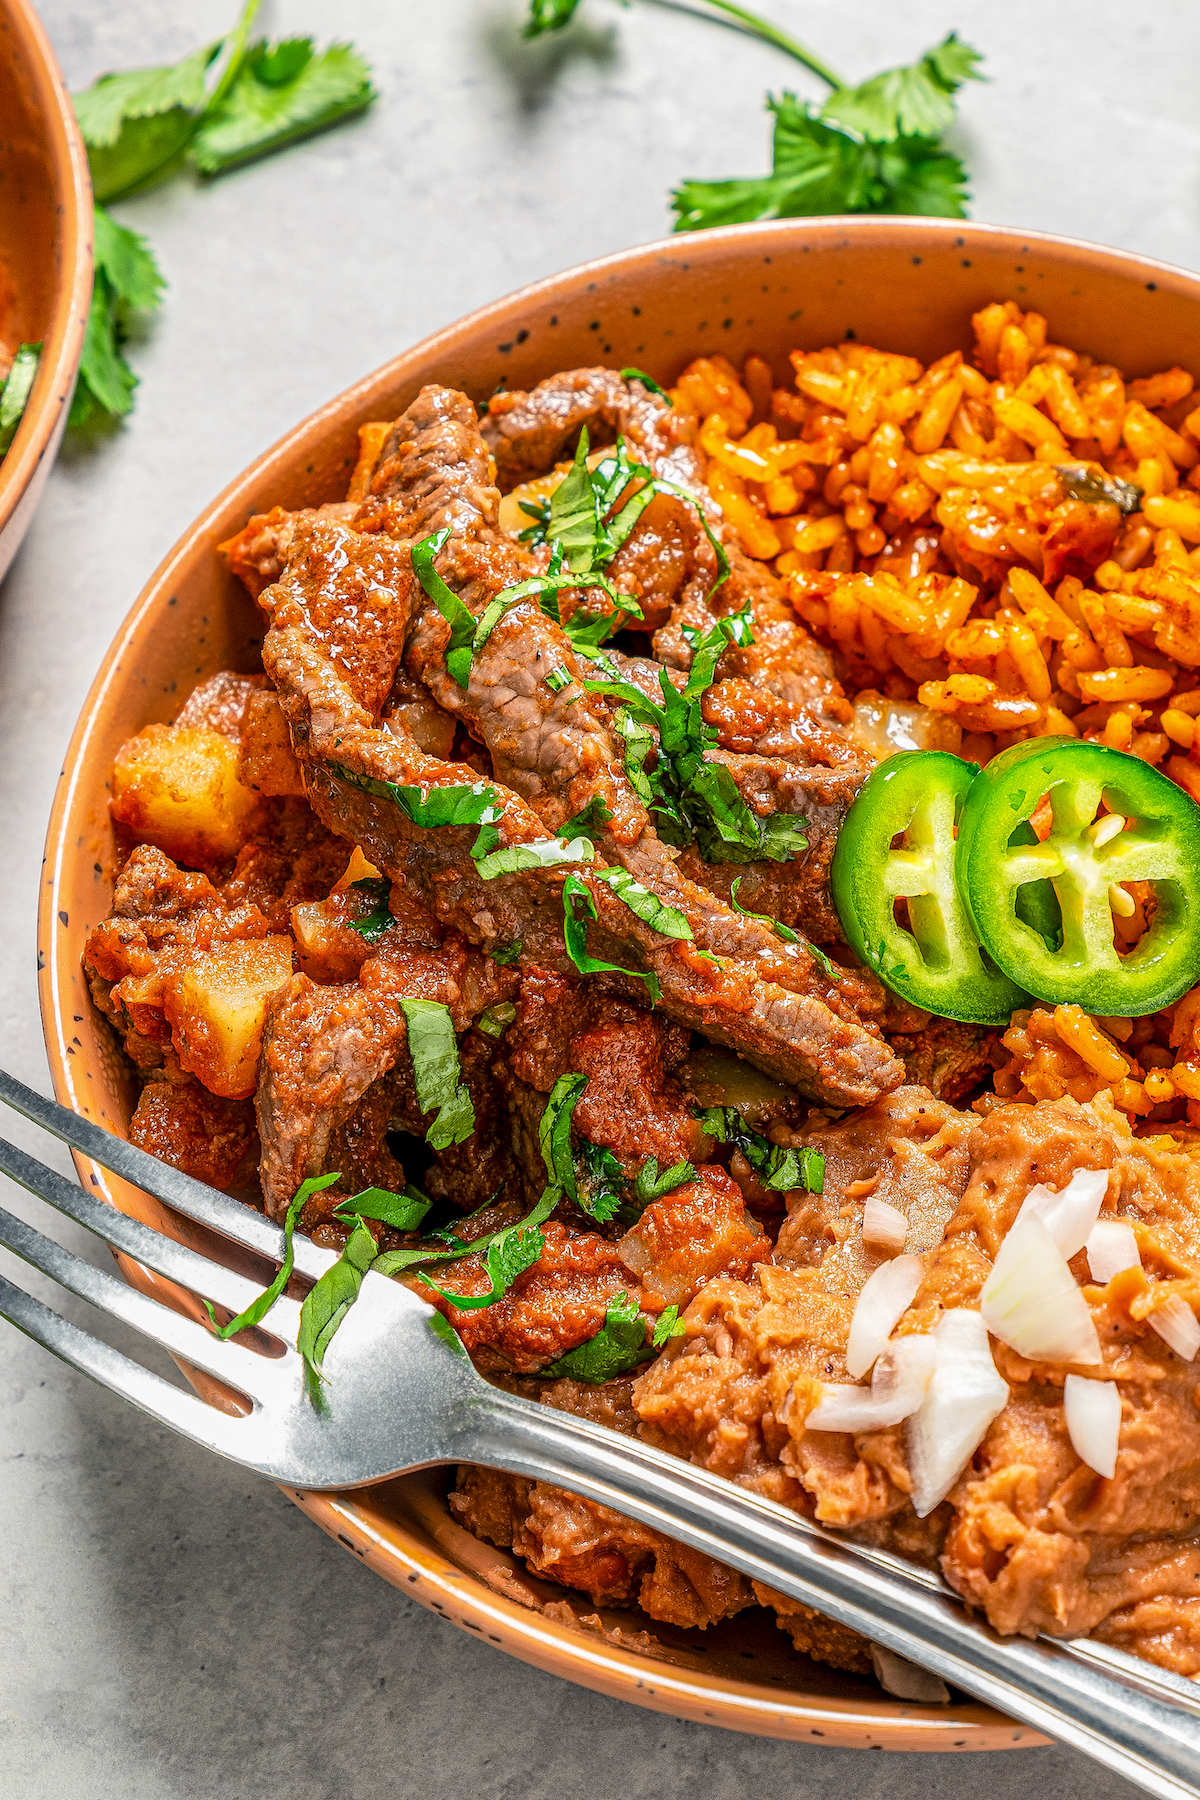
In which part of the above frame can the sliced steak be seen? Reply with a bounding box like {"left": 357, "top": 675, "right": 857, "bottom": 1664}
{"left": 261, "top": 390, "right": 902, "bottom": 1105}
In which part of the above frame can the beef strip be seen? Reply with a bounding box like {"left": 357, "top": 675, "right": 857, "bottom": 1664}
{"left": 256, "top": 926, "right": 515, "bottom": 1222}
{"left": 297, "top": 383, "right": 900, "bottom": 1103}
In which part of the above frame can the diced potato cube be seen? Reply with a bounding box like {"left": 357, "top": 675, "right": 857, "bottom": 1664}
{"left": 162, "top": 936, "right": 294, "bottom": 1098}
{"left": 112, "top": 724, "right": 261, "bottom": 866}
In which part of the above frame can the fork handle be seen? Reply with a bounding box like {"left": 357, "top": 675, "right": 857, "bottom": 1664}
{"left": 456, "top": 1386, "right": 1200, "bottom": 1799}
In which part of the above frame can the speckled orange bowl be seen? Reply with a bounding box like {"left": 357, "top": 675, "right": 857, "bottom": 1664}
{"left": 39, "top": 217, "right": 1200, "bottom": 1750}
{"left": 0, "top": 0, "right": 92, "bottom": 582}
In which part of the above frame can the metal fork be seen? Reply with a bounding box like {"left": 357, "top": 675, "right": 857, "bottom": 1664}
{"left": 1, "top": 1069, "right": 1199, "bottom": 1796}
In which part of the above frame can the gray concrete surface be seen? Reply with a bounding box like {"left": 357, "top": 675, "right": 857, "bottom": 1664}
{"left": 4, "top": 2, "right": 1199, "bottom": 1794}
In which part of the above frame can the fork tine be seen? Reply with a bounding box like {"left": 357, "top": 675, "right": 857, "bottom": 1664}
{"left": 0, "top": 1132, "right": 302, "bottom": 1330}
{"left": 0, "top": 1192, "right": 301, "bottom": 1403}
{"left": 0, "top": 1263, "right": 263, "bottom": 1458}
{"left": 0, "top": 1068, "right": 334, "bottom": 1282}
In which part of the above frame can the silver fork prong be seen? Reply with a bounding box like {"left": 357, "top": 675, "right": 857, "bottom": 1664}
{"left": 0, "top": 1197, "right": 301, "bottom": 1404}
{"left": 0, "top": 1263, "right": 262, "bottom": 1457}
{"left": 0, "top": 1068, "right": 335, "bottom": 1282}
{"left": 0, "top": 1133, "right": 303, "bottom": 1338}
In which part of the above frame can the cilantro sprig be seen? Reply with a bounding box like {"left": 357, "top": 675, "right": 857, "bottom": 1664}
{"left": 523, "top": 2, "right": 981, "bottom": 226}
{"left": 67, "top": 2, "right": 376, "bottom": 432}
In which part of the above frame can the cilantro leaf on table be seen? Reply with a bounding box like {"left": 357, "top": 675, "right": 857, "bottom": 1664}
{"left": 74, "top": 40, "right": 220, "bottom": 203}
{"left": 519, "top": 0, "right": 981, "bottom": 228}
{"left": 68, "top": 2, "right": 376, "bottom": 429}
{"left": 524, "top": 0, "right": 586, "bottom": 36}
{"left": 189, "top": 40, "right": 377, "bottom": 177}
{"left": 541, "top": 1292, "right": 685, "bottom": 1383}
{"left": 69, "top": 206, "right": 164, "bottom": 430}
{"left": 673, "top": 91, "right": 972, "bottom": 231}
{"left": 820, "top": 34, "right": 982, "bottom": 142}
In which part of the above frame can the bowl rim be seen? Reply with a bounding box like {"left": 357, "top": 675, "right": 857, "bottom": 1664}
{"left": 0, "top": 0, "right": 93, "bottom": 547}
{"left": 42, "top": 210, "right": 1200, "bottom": 1750}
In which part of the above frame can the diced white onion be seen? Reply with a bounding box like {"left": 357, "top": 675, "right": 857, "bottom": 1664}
{"left": 846, "top": 1254, "right": 924, "bottom": 1380}
{"left": 1016, "top": 1167, "right": 1109, "bottom": 1260}
{"left": 907, "top": 1310, "right": 1009, "bottom": 1519}
{"left": 1086, "top": 1218, "right": 1141, "bottom": 1285}
{"left": 870, "top": 1644, "right": 950, "bottom": 1704}
{"left": 1148, "top": 1295, "right": 1200, "bottom": 1362}
{"left": 1063, "top": 1374, "right": 1121, "bottom": 1479}
{"left": 861, "top": 1196, "right": 908, "bottom": 1255}
{"left": 980, "top": 1211, "right": 1102, "bottom": 1366}
{"left": 805, "top": 1334, "right": 938, "bottom": 1433}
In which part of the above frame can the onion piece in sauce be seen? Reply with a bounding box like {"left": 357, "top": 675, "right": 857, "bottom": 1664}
{"left": 861, "top": 1195, "right": 908, "bottom": 1255}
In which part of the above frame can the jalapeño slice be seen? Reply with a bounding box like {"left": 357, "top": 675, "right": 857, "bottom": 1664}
{"left": 831, "top": 751, "right": 1030, "bottom": 1025}
{"left": 955, "top": 737, "right": 1200, "bottom": 1016}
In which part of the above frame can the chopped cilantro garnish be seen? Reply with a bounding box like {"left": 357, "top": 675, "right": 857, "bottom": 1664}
{"left": 326, "top": 761, "right": 500, "bottom": 853}
{"left": 297, "top": 1213, "right": 377, "bottom": 1380}
{"left": 490, "top": 939, "right": 524, "bottom": 966}
{"left": 540, "top": 1292, "right": 685, "bottom": 1382}
{"left": 592, "top": 867, "right": 693, "bottom": 940}
{"left": 332, "top": 1185, "right": 431, "bottom": 1232}
{"left": 577, "top": 1137, "right": 625, "bottom": 1223}
{"left": 562, "top": 874, "right": 662, "bottom": 1007}
{"left": 345, "top": 875, "right": 393, "bottom": 943}
{"left": 805, "top": 940, "right": 844, "bottom": 984}
{"left": 620, "top": 367, "right": 672, "bottom": 404}
{"left": 204, "top": 1170, "right": 340, "bottom": 1341}
{"left": 728, "top": 876, "right": 799, "bottom": 943}
{"left": 399, "top": 999, "right": 475, "bottom": 1150}
{"left": 1055, "top": 464, "right": 1143, "bottom": 515}
{"left": 561, "top": 795, "right": 614, "bottom": 840}
{"left": 585, "top": 638, "right": 808, "bottom": 865}
{"left": 476, "top": 1002, "right": 517, "bottom": 1038}
{"left": 540, "top": 1073, "right": 588, "bottom": 1203}
{"left": 474, "top": 834, "right": 595, "bottom": 880}
{"left": 411, "top": 1186, "right": 561, "bottom": 1310}
{"left": 699, "top": 1105, "right": 824, "bottom": 1193}
{"left": 634, "top": 1156, "right": 696, "bottom": 1206}
{"left": 0, "top": 344, "right": 41, "bottom": 454}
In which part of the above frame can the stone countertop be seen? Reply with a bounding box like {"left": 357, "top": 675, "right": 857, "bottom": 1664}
{"left": 4, "top": 2, "right": 1197, "bottom": 1794}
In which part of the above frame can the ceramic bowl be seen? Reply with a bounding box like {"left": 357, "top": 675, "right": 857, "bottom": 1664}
{"left": 39, "top": 215, "right": 1200, "bottom": 1750}
{"left": 0, "top": 0, "right": 92, "bottom": 583}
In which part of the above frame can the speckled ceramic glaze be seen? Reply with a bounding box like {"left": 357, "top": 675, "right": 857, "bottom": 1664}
{"left": 0, "top": 0, "right": 92, "bottom": 581}
{"left": 39, "top": 217, "right": 1200, "bottom": 1749}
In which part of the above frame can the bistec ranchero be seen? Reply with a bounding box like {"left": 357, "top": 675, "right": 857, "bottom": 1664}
{"left": 85, "top": 306, "right": 1200, "bottom": 1689}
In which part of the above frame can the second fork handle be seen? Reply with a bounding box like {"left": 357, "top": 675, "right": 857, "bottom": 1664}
{"left": 456, "top": 1385, "right": 1199, "bottom": 1800}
